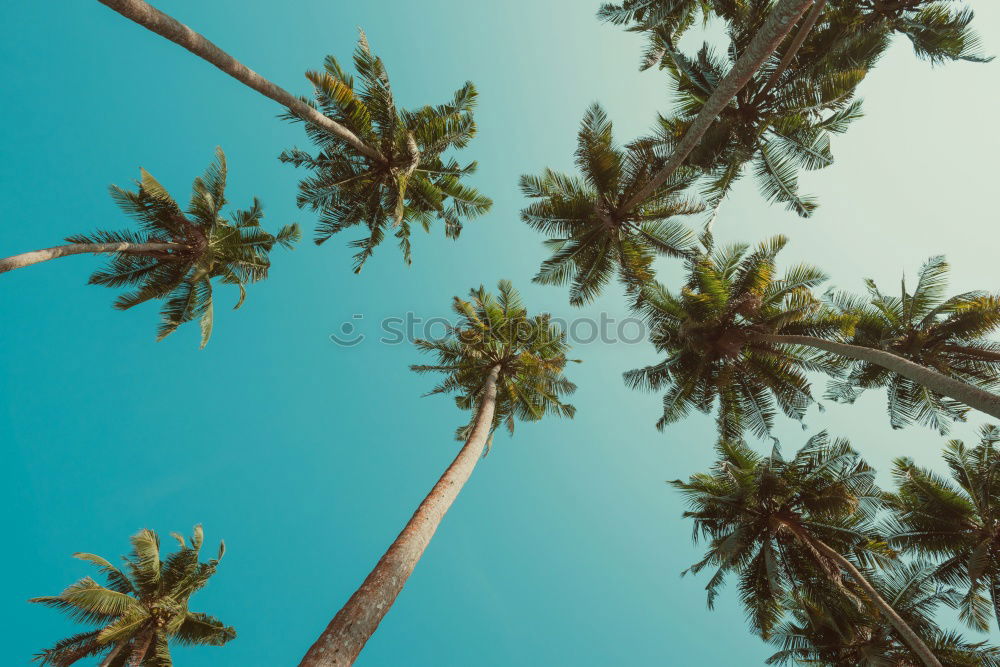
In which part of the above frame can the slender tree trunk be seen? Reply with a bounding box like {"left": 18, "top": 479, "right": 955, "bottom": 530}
{"left": 617, "top": 0, "right": 815, "bottom": 215}
{"left": 752, "top": 333, "right": 1000, "bottom": 420}
{"left": 97, "top": 642, "right": 125, "bottom": 667}
{"left": 990, "top": 574, "right": 1000, "bottom": 632}
{"left": 126, "top": 631, "right": 154, "bottom": 667}
{"left": 809, "top": 536, "right": 942, "bottom": 667}
{"left": 762, "top": 0, "right": 828, "bottom": 90}
{"left": 299, "top": 364, "right": 502, "bottom": 666}
{"left": 95, "top": 0, "right": 383, "bottom": 162}
{"left": 0, "top": 242, "right": 177, "bottom": 274}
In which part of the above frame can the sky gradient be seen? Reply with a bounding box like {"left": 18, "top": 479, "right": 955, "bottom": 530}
{"left": 1, "top": 1, "right": 999, "bottom": 664}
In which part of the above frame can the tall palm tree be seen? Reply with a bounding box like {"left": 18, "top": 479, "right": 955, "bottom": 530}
{"left": 279, "top": 33, "right": 492, "bottom": 272}
{"left": 885, "top": 425, "right": 1000, "bottom": 632}
{"left": 645, "top": 20, "right": 870, "bottom": 217}
{"left": 626, "top": 237, "right": 1000, "bottom": 437}
{"left": 0, "top": 148, "right": 299, "bottom": 347}
{"left": 299, "top": 281, "right": 576, "bottom": 666}
{"left": 674, "top": 433, "right": 942, "bottom": 666}
{"left": 825, "top": 256, "right": 1000, "bottom": 433}
{"left": 30, "top": 525, "right": 234, "bottom": 666}
{"left": 519, "top": 103, "right": 701, "bottom": 306}
{"left": 767, "top": 560, "right": 1000, "bottom": 666}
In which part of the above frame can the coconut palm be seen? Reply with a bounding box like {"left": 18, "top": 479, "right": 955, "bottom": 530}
{"left": 519, "top": 103, "right": 701, "bottom": 306}
{"left": 674, "top": 433, "right": 942, "bottom": 666}
{"left": 825, "top": 256, "right": 1000, "bottom": 433}
{"left": 299, "top": 281, "right": 576, "bottom": 666}
{"left": 626, "top": 237, "right": 1000, "bottom": 438}
{"left": 279, "top": 33, "right": 492, "bottom": 272}
{"left": 885, "top": 425, "right": 1000, "bottom": 632}
{"left": 767, "top": 560, "right": 1000, "bottom": 666}
{"left": 30, "top": 526, "right": 234, "bottom": 666}
{"left": 0, "top": 148, "right": 299, "bottom": 348}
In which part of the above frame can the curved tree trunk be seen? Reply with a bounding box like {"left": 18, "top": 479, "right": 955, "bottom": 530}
{"left": 95, "top": 0, "right": 383, "bottom": 162}
{"left": 752, "top": 333, "right": 1000, "bottom": 420}
{"left": 762, "top": 0, "right": 828, "bottom": 90}
{"left": 810, "top": 536, "right": 942, "bottom": 667}
{"left": 617, "top": 0, "right": 815, "bottom": 215}
{"left": 0, "top": 242, "right": 177, "bottom": 274}
{"left": 126, "top": 630, "right": 154, "bottom": 667}
{"left": 97, "top": 642, "right": 125, "bottom": 667}
{"left": 299, "top": 364, "right": 502, "bottom": 666}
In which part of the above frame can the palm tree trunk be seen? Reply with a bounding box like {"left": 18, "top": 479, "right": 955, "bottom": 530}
{"left": 126, "top": 631, "right": 154, "bottom": 667}
{"left": 762, "top": 0, "right": 828, "bottom": 90}
{"left": 95, "top": 0, "right": 383, "bottom": 162}
{"left": 0, "top": 242, "right": 177, "bottom": 274}
{"left": 809, "top": 536, "right": 942, "bottom": 667}
{"left": 298, "top": 364, "right": 502, "bottom": 666}
{"left": 616, "top": 0, "right": 815, "bottom": 215}
{"left": 990, "top": 574, "right": 1000, "bottom": 632}
{"left": 98, "top": 642, "right": 125, "bottom": 667}
{"left": 751, "top": 333, "right": 1000, "bottom": 420}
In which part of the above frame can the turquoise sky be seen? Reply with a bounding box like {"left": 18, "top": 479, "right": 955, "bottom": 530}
{"left": 1, "top": 1, "right": 999, "bottom": 664}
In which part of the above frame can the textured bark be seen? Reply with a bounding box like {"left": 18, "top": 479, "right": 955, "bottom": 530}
{"left": 96, "top": 0, "right": 382, "bottom": 162}
{"left": 126, "top": 631, "right": 153, "bottom": 667}
{"left": 97, "top": 642, "right": 125, "bottom": 667}
{"left": 0, "top": 242, "right": 177, "bottom": 274}
{"left": 617, "top": 0, "right": 814, "bottom": 215}
{"left": 299, "top": 365, "right": 502, "bottom": 666}
{"left": 763, "top": 0, "right": 828, "bottom": 90}
{"left": 754, "top": 333, "right": 1000, "bottom": 420}
{"left": 810, "top": 537, "right": 943, "bottom": 667}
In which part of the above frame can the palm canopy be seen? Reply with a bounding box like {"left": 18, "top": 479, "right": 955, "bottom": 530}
{"left": 30, "top": 526, "right": 234, "bottom": 666}
{"left": 884, "top": 425, "right": 1000, "bottom": 632}
{"left": 644, "top": 20, "right": 870, "bottom": 217}
{"left": 519, "top": 104, "right": 701, "bottom": 306}
{"left": 411, "top": 280, "right": 577, "bottom": 443}
{"left": 767, "top": 560, "right": 1000, "bottom": 666}
{"left": 521, "top": 104, "right": 702, "bottom": 306}
{"left": 673, "top": 433, "right": 888, "bottom": 638}
{"left": 625, "top": 235, "right": 846, "bottom": 439}
{"left": 79, "top": 147, "right": 299, "bottom": 348}
{"left": 279, "top": 31, "right": 492, "bottom": 272}
{"left": 825, "top": 256, "right": 1000, "bottom": 434}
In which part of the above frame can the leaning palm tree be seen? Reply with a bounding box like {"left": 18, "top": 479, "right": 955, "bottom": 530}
{"left": 519, "top": 103, "right": 701, "bottom": 306}
{"left": 30, "top": 525, "right": 234, "bottom": 666}
{"left": 825, "top": 256, "right": 1000, "bottom": 433}
{"left": 674, "top": 434, "right": 942, "bottom": 666}
{"left": 298, "top": 281, "right": 576, "bottom": 666}
{"left": 626, "top": 237, "right": 1000, "bottom": 438}
{"left": 885, "top": 425, "right": 1000, "bottom": 632}
{"left": 279, "top": 33, "right": 492, "bottom": 272}
{"left": 767, "top": 560, "right": 1000, "bottom": 666}
{"left": 0, "top": 148, "right": 299, "bottom": 347}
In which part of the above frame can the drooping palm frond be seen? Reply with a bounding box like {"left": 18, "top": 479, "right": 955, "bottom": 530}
{"left": 30, "top": 526, "right": 235, "bottom": 666}
{"left": 280, "top": 32, "right": 492, "bottom": 272}
{"left": 411, "top": 280, "right": 577, "bottom": 445}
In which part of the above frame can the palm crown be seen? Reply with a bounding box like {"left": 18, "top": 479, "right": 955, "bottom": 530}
{"left": 279, "top": 32, "right": 492, "bottom": 272}
{"left": 30, "top": 526, "right": 234, "bottom": 666}
{"left": 825, "top": 256, "right": 1000, "bottom": 433}
{"left": 625, "top": 235, "right": 846, "bottom": 439}
{"left": 411, "top": 280, "right": 577, "bottom": 444}
{"left": 673, "top": 433, "right": 886, "bottom": 638}
{"left": 520, "top": 104, "right": 701, "bottom": 306}
{"left": 78, "top": 148, "right": 299, "bottom": 347}
{"left": 885, "top": 424, "right": 1000, "bottom": 632}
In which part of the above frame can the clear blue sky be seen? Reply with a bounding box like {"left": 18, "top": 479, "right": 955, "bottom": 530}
{"left": 1, "top": 1, "right": 998, "bottom": 665}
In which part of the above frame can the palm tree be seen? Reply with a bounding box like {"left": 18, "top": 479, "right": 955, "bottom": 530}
{"left": 519, "top": 103, "right": 701, "bottom": 306}
{"left": 0, "top": 149, "right": 299, "bottom": 348}
{"left": 885, "top": 425, "right": 1000, "bottom": 632}
{"left": 626, "top": 237, "right": 1000, "bottom": 438}
{"left": 298, "top": 281, "right": 576, "bottom": 666}
{"left": 674, "top": 433, "right": 942, "bottom": 666}
{"left": 278, "top": 33, "right": 492, "bottom": 272}
{"left": 644, "top": 19, "right": 870, "bottom": 217}
{"left": 767, "top": 560, "right": 1000, "bottom": 666}
{"left": 825, "top": 256, "right": 1000, "bottom": 433}
{"left": 30, "top": 525, "right": 234, "bottom": 666}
